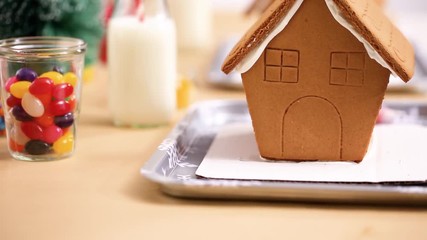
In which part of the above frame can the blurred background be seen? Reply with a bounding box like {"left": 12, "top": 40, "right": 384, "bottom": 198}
{"left": 0, "top": 0, "right": 426, "bottom": 101}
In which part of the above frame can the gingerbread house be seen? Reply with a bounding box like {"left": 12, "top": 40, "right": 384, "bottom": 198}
{"left": 222, "top": 0, "right": 415, "bottom": 162}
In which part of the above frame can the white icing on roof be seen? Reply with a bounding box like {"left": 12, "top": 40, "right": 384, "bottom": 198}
{"left": 234, "top": 0, "right": 396, "bottom": 77}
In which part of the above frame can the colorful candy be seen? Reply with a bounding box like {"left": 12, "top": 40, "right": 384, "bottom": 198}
{"left": 12, "top": 105, "right": 33, "bottom": 122}
{"left": 22, "top": 93, "right": 45, "bottom": 117}
{"left": 16, "top": 68, "right": 38, "bottom": 82}
{"left": 35, "top": 114, "right": 54, "bottom": 128}
{"left": 52, "top": 83, "right": 73, "bottom": 100}
{"left": 21, "top": 121, "right": 44, "bottom": 140}
{"left": 40, "top": 71, "right": 64, "bottom": 85}
{"left": 67, "top": 95, "right": 77, "bottom": 111}
{"left": 42, "top": 125, "right": 63, "bottom": 144}
{"left": 5, "top": 76, "right": 17, "bottom": 92}
{"left": 54, "top": 113, "right": 74, "bottom": 128}
{"left": 51, "top": 100, "right": 71, "bottom": 116}
{"left": 29, "top": 77, "right": 54, "bottom": 95}
{"left": 53, "top": 132, "right": 74, "bottom": 154}
{"left": 52, "top": 66, "right": 65, "bottom": 74}
{"left": 25, "top": 140, "right": 51, "bottom": 155}
{"left": 63, "top": 72, "right": 78, "bottom": 87}
{"left": 2, "top": 67, "right": 79, "bottom": 158}
{"left": 10, "top": 81, "right": 31, "bottom": 99}
{"left": 0, "top": 104, "right": 5, "bottom": 136}
{"left": 6, "top": 95, "right": 21, "bottom": 108}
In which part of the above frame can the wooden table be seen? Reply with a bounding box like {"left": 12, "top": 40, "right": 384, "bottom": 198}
{"left": 1, "top": 10, "right": 427, "bottom": 240}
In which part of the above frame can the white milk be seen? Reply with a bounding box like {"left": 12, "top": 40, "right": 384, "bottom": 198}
{"left": 108, "top": 15, "right": 176, "bottom": 127}
{"left": 167, "top": 0, "right": 212, "bottom": 49}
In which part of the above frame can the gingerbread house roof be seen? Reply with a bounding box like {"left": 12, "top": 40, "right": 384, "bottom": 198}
{"left": 222, "top": 0, "right": 415, "bottom": 82}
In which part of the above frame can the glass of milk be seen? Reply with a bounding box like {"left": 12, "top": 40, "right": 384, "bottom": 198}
{"left": 167, "top": 0, "right": 212, "bottom": 50}
{"left": 108, "top": 0, "right": 177, "bottom": 127}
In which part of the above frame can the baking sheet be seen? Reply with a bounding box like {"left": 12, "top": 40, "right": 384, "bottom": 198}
{"left": 141, "top": 100, "right": 427, "bottom": 205}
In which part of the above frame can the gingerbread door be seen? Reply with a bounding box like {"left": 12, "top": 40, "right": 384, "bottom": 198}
{"left": 282, "top": 96, "right": 342, "bottom": 160}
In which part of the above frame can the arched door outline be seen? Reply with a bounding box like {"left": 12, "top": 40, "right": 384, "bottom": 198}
{"left": 281, "top": 95, "right": 343, "bottom": 159}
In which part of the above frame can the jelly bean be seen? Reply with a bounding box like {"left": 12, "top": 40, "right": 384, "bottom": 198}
{"left": 9, "top": 138, "right": 25, "bottom": 153}
{"left": 25, "top": 140, "right": 51, "bottom": 155}
{"left": 53, "top": 132, "right": 73, "bottom": 154}
{"left": 63, "top": 72, "right": 78, "bottom": 87}
{"left": 10, "top": 81, "right": 31, "bottom": 99}
{"left": 22, "top": 93, "right": 44, "bottom": 117}
{"left": 66, "top": 95, "right": 77, "bottom": 111}
{"left": 16, "top": 68, "right": 37, "bottom": 82}
{"left": 54, "top": 112, "right": 74, "bottom": 128}
{"left": 40, "top": 71, "right": 64, "bottom": 85}
{"left": 6, "top": 95, "right": 21, "bottom": 108}
{"left": 35, "top": 114, "right": 54, "bottom": 128}
{"left": 21, "top": 122, "right": 43, "bottom": 140}
{"left": 62, "top": 127, "right": 71, "bottom": 134}
{"left": 42, "top": 125, "right": 63, "bottom": 144}
{"left": 52, "top": 66, "right": 65, "bottom": 74}
{"left": 50, "top": 100, "right": 71, "bottom": 116}
{"left": 0, "top": 117, "right": 4, "bottom": 129}
{"left": 5, "top": 76, "right": 17, "bottom": 92}
{"left": 52, "top": 83, "right": 73, "bottom": 100}
{"left": 9, "top": 124, "right": 30, "bottom": 145}
{"left": 29, "top": 77, "right": 54, "bottom": 95}
{"left": 33, "top": 93, "right": 52, "bottom": 107}
{"left": 12, "top": 105, "right": 33, "bottom": 122}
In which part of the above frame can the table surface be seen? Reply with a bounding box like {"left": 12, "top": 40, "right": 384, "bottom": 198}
{"left": 2, "top": 10, "right": 427, "bottom": 240}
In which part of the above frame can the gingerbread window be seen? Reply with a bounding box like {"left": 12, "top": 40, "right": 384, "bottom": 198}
{"left": 265, "top": 48, "right": 299, "bottom": 83}
{"left": 330, "top": 52, "right": 365, "bottom": 86}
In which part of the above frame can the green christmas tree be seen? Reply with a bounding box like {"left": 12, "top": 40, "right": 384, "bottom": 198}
{"left": 0, "top": 0, "right": 104, "bottom": 66}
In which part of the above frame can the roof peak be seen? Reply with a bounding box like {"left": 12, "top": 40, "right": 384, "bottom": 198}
{"left": 222, "top": 0, "right": 414, "bottom": 82}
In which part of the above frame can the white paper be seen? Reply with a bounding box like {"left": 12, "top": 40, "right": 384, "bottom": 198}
{"left": 196, "top": 123, "right": 427, "bottom": 183}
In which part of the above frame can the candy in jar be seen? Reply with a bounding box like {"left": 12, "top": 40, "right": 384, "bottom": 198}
{"left": 0, "top": 37, "right": 86, "bottom": 161}
{"left": 0, "top": 103, "right": 5, "bottom": 136}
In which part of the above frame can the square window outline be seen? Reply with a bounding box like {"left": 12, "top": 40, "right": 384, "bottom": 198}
{"left": 282, "top": 50, "right": 299, "bottom": 67}
{"left": 265, "top": 66, "right": 282, "bottom": 82}
{"left": 330, "top": 52, "right": 366, "bottom": 87}
{"left": 281, "top": 66, "right": 299, "bottom": 83}
{"left": 331, "top": 52, "right": 348, "bottom": 68}
{"left": 330, "top": 68, "right": 347, "bottom": 85}
{"left": 346, "top": 69, "right": 364, "bottom": 86}
{"left": 265, "top": 48, "right": 282, "bottom": 66}
{"left": 264, "top": 48, "right": 300, "bottom": 83}
{"left": 347, "top": 52, "right": 365, "bottom": 70}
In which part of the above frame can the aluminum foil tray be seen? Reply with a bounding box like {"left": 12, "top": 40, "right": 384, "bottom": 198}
{"left": 141, "top": 99, "right": 427, "bottom": 206}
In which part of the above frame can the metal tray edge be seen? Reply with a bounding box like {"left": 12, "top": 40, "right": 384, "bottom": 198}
{"left": 140, "top": 99, "right": 427, "bottom": 206}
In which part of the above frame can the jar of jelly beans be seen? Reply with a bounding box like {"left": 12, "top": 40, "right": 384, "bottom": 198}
{"left": 0, "top": 37, "right": 86, "bottom": 161}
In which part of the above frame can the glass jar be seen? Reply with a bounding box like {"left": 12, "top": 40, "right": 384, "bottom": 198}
{"left": 0, "top": 36, "right": 86, "bottom": 161}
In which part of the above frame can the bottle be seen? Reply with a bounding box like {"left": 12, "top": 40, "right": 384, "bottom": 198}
{"left": 167, "top": 0, "right": 212, "bottom": 50}
{"left": 108, "top": 0, "right": 177, "bottom": 127}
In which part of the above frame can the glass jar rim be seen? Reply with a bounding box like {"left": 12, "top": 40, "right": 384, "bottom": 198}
{"left": 0, "top": 36, "right": 86, "bottom": 60}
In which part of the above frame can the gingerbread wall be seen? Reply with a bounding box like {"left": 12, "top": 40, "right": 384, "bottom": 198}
{"left": 242, "top": 0, "right": 390, "bottom": 161}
